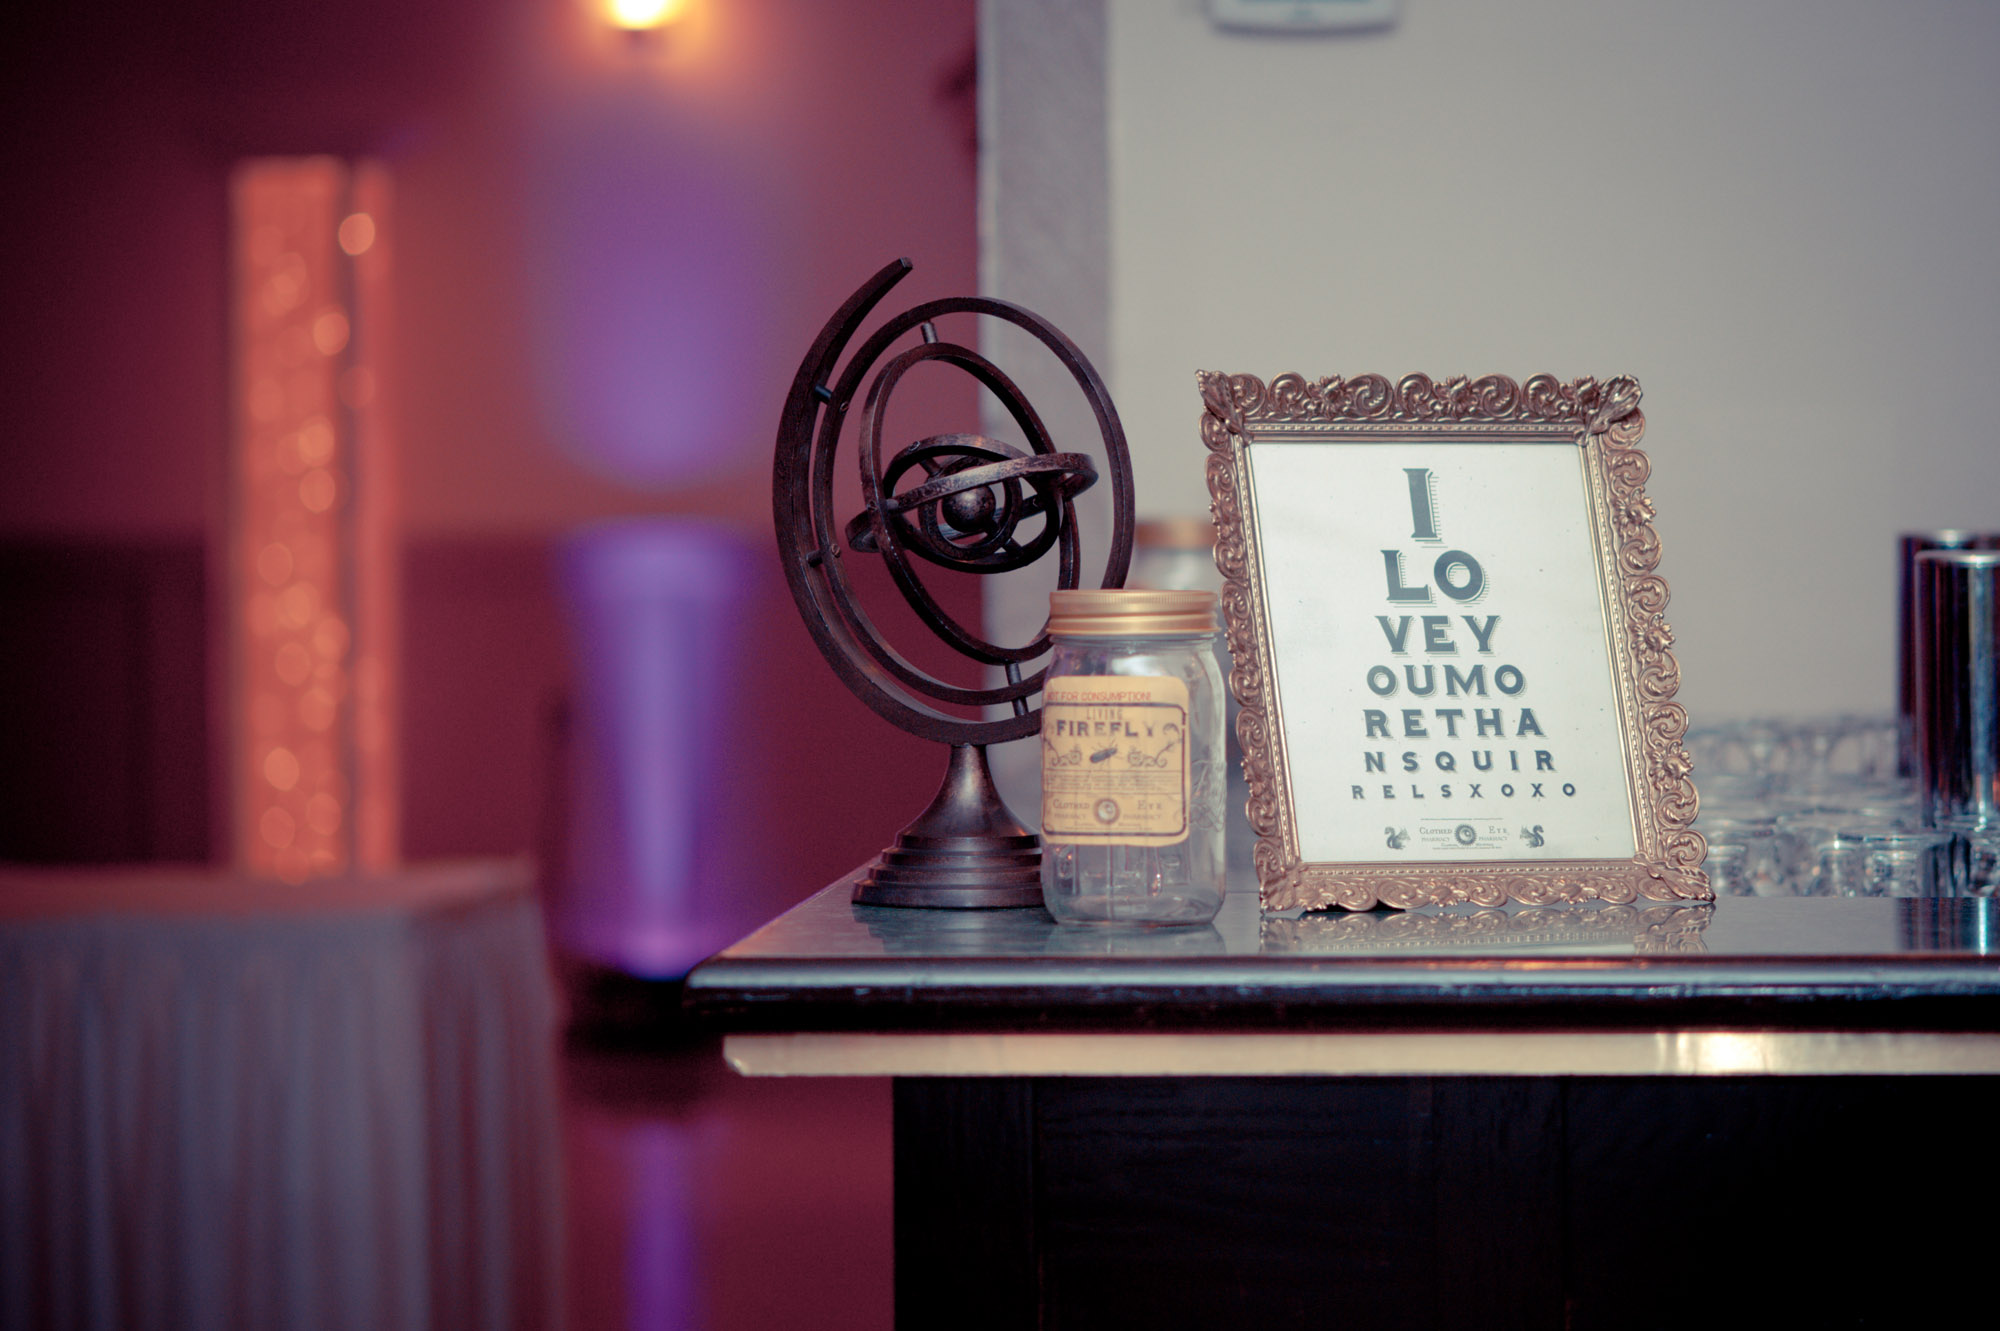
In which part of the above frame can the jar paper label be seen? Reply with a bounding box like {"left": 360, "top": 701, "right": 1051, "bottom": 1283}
{"left": 1041, "top": 675, "right": 1191, "bottom": 845}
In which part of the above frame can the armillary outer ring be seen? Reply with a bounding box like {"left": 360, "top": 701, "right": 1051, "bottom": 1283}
{"left": 772, "top": 258, "right": 1132, "bottom": 747}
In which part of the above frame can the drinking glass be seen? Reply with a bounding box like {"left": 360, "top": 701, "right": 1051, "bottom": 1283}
{"left": 1817, "top": 824, "right": 1955, "bottom": 898}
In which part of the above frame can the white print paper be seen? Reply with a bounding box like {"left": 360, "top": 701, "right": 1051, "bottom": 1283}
{"left": 1247, "top": 440, "right": 1638, "bottom": 864}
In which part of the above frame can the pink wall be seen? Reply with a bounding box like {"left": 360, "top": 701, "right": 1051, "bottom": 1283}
{"left": 0, "top": 13, "right": 225, "bottom": 539}
{"left": 394, "top": 0, "right": 980, "bottom": 536}
{"left": 1, "top": 0, "right": 986, "bottom": 912}
{"left": 1, "top": 0, "right": 977, "bottom": 537}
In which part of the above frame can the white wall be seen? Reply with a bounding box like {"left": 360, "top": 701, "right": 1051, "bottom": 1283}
{"left": 1102, "top": 0, "right": 2000, "bottom": 722}
{"left": 981, "top": 0, "right": 1114, "bottom": 820}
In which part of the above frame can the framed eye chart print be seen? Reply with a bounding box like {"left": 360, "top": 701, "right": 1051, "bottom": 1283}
{"left": 1197, "top": 372, "right": 1709, "bottom": 912}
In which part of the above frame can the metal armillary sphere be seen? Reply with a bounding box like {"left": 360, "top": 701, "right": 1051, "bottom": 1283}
{"left": 773, "top": 259, "right": 1134, "bottom": 908}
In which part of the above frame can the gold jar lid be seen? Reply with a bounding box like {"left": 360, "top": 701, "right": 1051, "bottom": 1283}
{"left": 1048, "top": 588, "right": 1220, "bottom": 636}
{"left": 1134, "top": 517, "right": 1217, "bottom": 551}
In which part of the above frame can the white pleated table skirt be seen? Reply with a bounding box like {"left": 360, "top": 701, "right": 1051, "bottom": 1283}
{"left": 0, "top": 860, "right": 561, "bottom": 1331}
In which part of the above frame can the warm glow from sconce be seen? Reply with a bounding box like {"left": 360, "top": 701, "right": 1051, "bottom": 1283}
{"left": 605, "top": 0, "right": 686, "bottom": 31}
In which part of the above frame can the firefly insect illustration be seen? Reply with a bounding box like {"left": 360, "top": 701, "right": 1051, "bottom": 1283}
{"left": 1089, "top": 744, "right": 1120, "bottom": 763}
{"left": 1127, "top": 723, "right": 1183, "bottom": 768}
{"left": 1042, "top": 736, "right": 1083, "bottom": 767}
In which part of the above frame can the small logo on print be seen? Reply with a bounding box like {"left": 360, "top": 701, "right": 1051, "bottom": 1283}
{"left": 1453, "top": 824, "right": 1478, "bottom": 847}
{"left": 1521, "top": 825, "right": 1545, "bottom": 848}
{"left": 1094, "top": 798, "right": 1121, "bottom": 825}
{"left": 1385, "top": 827, "right": 1410, "bottom": 850}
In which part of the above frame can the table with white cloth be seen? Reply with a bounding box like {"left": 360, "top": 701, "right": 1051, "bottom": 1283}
{"left": 0, "top": 859, "right": 561, "bottom": 1331}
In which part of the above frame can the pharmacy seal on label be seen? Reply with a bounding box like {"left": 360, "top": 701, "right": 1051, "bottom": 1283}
{"left": 1094, "top": 798, "right": 1121, "bottom": 825}
{"left": 1454, "top": 823, "right": 1478, "bottom": 846}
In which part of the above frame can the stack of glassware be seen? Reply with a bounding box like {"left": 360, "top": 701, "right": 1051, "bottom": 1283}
{"left": 1690, "top": 716, "right": 1993, "bottom": 898}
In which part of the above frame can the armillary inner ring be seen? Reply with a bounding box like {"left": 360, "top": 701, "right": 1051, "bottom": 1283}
{"left": 847, "top": 433, "right": 1095, "bottom": 573}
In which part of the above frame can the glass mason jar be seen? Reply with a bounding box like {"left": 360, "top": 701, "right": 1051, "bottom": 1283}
{"left": 1039, "top": 589, "right": 1226, "bottom": 925}
{"left": 1127, "top": 518, "right": 1255, "bottom": 885}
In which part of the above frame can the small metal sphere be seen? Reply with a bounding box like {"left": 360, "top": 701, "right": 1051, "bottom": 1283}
{"left": 942, "top": 483, "right": 996, "bottom": 534}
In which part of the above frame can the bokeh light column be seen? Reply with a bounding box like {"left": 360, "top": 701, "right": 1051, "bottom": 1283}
{"left": 231, "top": 159, "right": 397, "bottom": 882}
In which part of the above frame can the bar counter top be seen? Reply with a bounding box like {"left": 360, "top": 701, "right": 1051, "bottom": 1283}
{"left": 688, "top": 873, "right": 2000, "bottom": 1325}
{"left": 686, "top": 871, "right": 2000, "bottom": 1075}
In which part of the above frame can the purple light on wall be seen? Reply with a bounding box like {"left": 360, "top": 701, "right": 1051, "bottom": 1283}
{"left": 524, "top": 98, "right": 780, "bottom": 487}
{"left": 555, "top": 520, "right": 754, "bottom": 977}
{"left": 565, "top": 1086, "right": 698, "bottom": 1331}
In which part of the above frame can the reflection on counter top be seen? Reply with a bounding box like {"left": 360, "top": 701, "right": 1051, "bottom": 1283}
{"left": 1261, "top": 903, "right": 1712, "bottom": 956}
{"left": 716, "top": 869, "right": 2000, "bottom": 963}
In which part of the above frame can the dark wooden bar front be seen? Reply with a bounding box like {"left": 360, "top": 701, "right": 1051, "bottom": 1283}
{"left": 686, "top": 875, "right": 2000, "bottom": 1328}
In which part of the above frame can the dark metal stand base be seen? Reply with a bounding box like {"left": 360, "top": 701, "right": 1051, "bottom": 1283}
{"left": 854, "top": 743, "right": 1046, "bottom": 909}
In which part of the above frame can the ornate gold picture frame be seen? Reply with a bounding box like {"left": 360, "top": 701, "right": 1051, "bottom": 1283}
{"left": 1198, "top": 372, "right": 1708, "bottom": 912}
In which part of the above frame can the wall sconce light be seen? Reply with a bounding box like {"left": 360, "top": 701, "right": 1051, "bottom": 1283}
{"left": 604, "top": 0, "right": 687, "bottom": 36}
